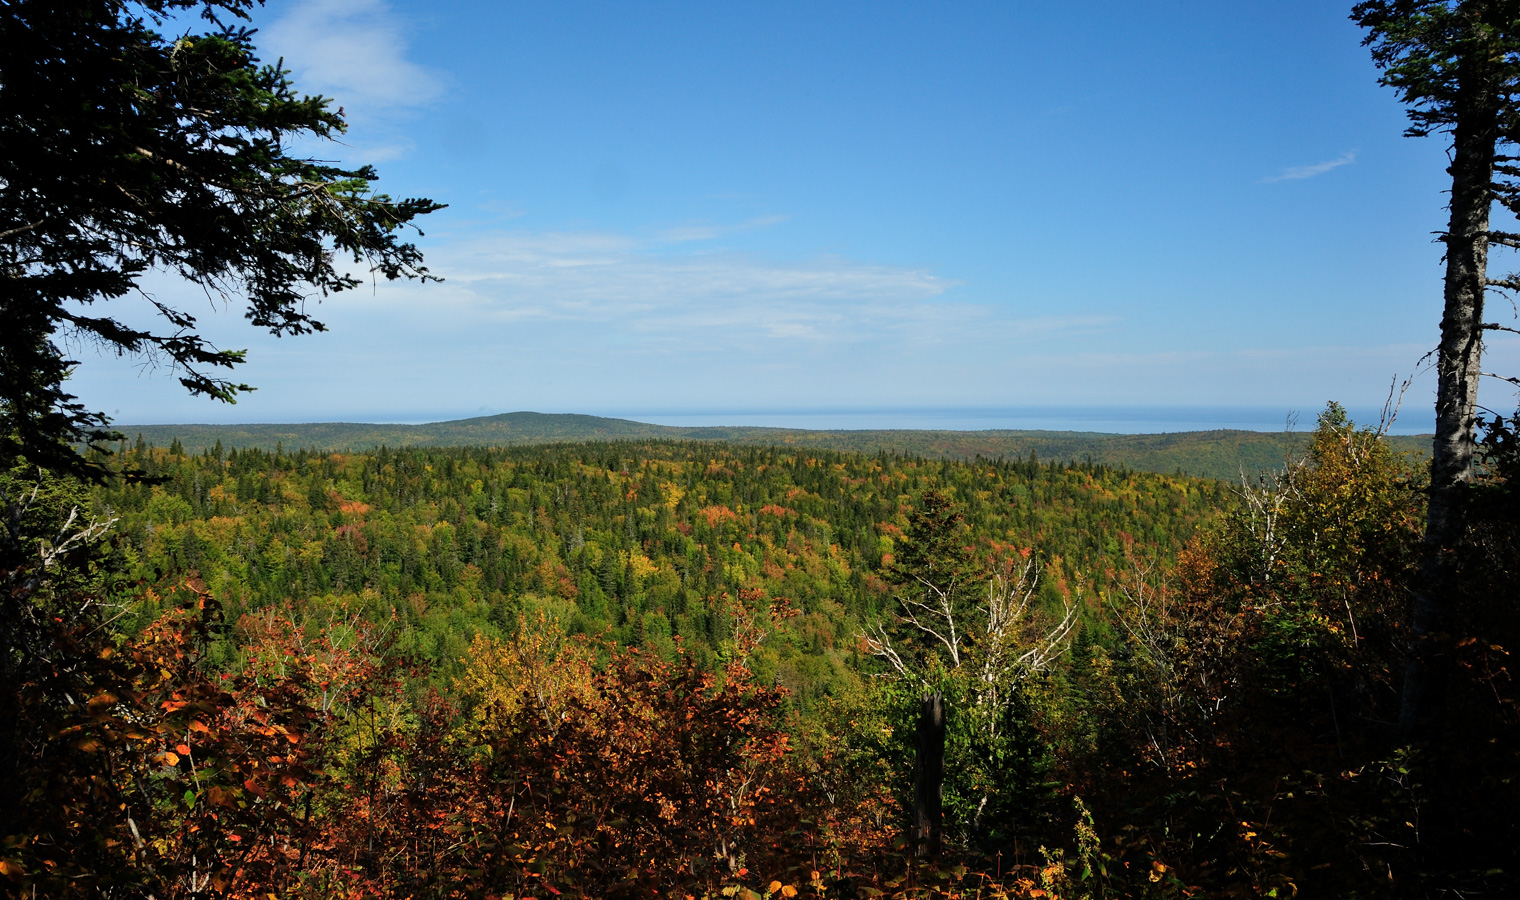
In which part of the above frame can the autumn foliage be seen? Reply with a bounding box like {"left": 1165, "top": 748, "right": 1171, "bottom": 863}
{"left": 1, "top": 582, "right": 324, "bottom": 897}
{"left": 5, "top": 406, "right": 1518, "bottom": 897}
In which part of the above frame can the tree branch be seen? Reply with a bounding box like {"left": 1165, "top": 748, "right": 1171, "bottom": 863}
{"left": 0, "top": 219, "right": 44, "bottom": 242}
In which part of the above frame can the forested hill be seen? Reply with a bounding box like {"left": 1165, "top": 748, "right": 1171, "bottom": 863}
{"left": 95, "top": 439, "right": 1226, "bottom": 702}
{"left": 116, "top": 410, "right": 1430, "bottom": 481}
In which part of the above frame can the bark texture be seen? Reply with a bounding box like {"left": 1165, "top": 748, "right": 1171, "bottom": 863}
{"left": 912, "top": 691, "right": 945, "bottom": 859}
{"left": 1399, "top": 45, "right": 1499, "bottom": 741}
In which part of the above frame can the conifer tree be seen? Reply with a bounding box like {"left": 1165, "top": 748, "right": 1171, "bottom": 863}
{"left": 0, "top": 0, "right": 443, "bottom": 478}
{"left": 1354, "top": 0, "right": 1520, "bottom": 738}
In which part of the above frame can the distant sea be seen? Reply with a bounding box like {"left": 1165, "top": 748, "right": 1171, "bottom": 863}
{"left": 581, "top": 405, "right": 1435, "bottom": 436}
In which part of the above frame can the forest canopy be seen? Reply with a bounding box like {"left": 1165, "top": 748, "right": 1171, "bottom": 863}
{"left": 2, "top": 1, "right": 1520, "bottom": 898}
{"left": 3, "top": 410, "right": 1514, "bottom": 897}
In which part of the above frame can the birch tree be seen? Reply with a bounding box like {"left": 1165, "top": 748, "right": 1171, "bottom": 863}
{"left": 862, "top": 492, "right": 1078, "bottom": 847}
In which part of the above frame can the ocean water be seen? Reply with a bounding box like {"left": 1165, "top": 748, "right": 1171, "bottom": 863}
{"left": 590, "top": 405, "right": 1436, "bottom": 435}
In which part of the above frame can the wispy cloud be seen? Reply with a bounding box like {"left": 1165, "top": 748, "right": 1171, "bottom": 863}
{"left": 348, "top": 227, "right": 1109, "bottom": 351}
{"left": 260, "top": 0, "right": 444, "bottom": 161}
{"left": 91, "top": 236, "right": 1451, "bottom": 419}
{"left": 655, "top": 215, "right": 790, "bottom": 244}
{"left": 1262, "top": 151, "right": 1357, "bottom": 183}
{"left": 403, "top": 231, "right": 955, "bottom": 341}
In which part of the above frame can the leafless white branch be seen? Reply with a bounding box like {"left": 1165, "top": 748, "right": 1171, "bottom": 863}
{"left": 1233, "top": 453, "right": 1304, "bottom": 584}
{"left": 861, "top": 554, "right": 1079, "bottom": 701}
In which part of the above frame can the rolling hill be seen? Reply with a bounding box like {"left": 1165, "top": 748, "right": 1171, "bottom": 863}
{"left": 114, "top": 410, "right": 1431, "bottom": 482}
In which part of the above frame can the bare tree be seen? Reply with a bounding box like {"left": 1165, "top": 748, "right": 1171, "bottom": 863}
{"left": 1233, "top": 454, "right": 1307, "bottom": 585}
{"left": 863, "top": 554, "right": 1078, "bottom": 693}
{"left": 1108, "top": 552, "right": 1243, "bottom": 772}
{"left": 864, "top": 552, "right": 1079, "bottom": 848}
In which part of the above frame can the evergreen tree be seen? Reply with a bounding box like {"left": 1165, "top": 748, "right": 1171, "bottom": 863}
{"left": 1354, "top": 0, "right": 1520, "bottom": 738}
{"left": 0, "top": 0, "right": 443, "bottom": 478}
{"left": 884, "top": 490, "right": 977, "bottom": 667}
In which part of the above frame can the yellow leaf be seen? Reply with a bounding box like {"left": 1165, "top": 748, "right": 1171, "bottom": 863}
{"left": 768, "top": 881, "right": 783, "bottom": 896}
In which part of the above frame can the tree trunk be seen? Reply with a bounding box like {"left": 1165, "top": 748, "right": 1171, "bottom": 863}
{"left": 1399, "top": 47, "right": 1499, "bottom": 742}
{"left": 912, "top": 690, "right": 945, "bottom": 859}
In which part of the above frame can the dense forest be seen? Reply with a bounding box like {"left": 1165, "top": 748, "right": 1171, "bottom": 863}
{"left": 91, "top": 439, "right": 1223, "bottom": 705}
{"left": 113, "top": 411, "right": 1432, "bottom": 482}
{"left": 5, "top": 406, "right": 1518, "bottom": 897}
{"left": 4, "top": 0, "right": 1520, "bottom": 897}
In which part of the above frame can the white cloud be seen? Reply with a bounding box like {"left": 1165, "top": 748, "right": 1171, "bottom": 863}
{"left": 1262, "top": 151, "right": 1357, "bottom": 183}
{"left": 369, "top": 227, "right": 1104, "bottom": 349}
{"left": 259, "top": 0, "right": 444, "bottom": 160}
{"left": 72, "top": 242, "right": 1467, "bottom": 423}
{"left": 262, "top": 0, "right": 443, "bottom": 110}
{"left": 655, "top": 215, "right": 790, "bottom": 244}
{"left": 329, "top": 223, "right": 1118, "bottom": 363}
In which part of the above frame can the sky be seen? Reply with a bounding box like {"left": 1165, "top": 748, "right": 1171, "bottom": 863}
{"left": 72, "top": 0, "right": 1520, "bottom": 432}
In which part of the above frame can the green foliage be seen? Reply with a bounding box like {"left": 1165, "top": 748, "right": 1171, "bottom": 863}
{"left": 0, "top": 0, "right": 442, "bottom": 479}
{"left": 5, "top": 407, "right": 1517, "bottom": 897}
{"left": 888, "top": 490, "right": 976, "bottom": 595}
{"left": 1465, "top": 409, "right": 1520, "bottom": 594}
{"left": 1216, "top": 401, "right": 1423, "bottom": 690}
{"left": 0, "top": 463, "right": 115, "bottom": 600}
{"left": 1353, "top": 0, "right": 1520, "bottom": 142}
{"left": 872, "top": 675, "right": 1059, "bottom": 856}
{"left": 113, "top": 411, "right": 1432, "bottom": 481}
{"left": 1055, "top": 405, "right": 1514, "bottom": 896}
{"left": 880, "top": 490, "right": 979, "bottom": 670}
{"left": 92, "top": 440, "right": 1222, "bottom": 704}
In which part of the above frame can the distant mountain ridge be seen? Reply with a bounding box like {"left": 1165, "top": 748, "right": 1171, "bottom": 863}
{"left": 115, "top": 410, "right": 1431, "bottom": 482}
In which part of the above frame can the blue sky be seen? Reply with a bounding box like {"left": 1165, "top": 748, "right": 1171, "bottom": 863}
{"left": 75, "top": 0, "right": 1520, "bottom": 431}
